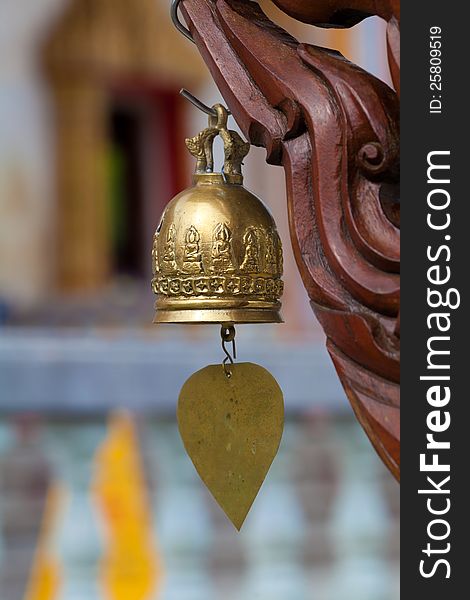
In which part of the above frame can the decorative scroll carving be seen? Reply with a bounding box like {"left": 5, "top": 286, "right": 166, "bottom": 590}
{"left": 186, "top": 128, "right": 218, "bottom": 172}
{"left": 180, "top": 0, "right": 400, "bottom": 479}
{"left": 219, "top": 128, "right": 250, "bottom": 176}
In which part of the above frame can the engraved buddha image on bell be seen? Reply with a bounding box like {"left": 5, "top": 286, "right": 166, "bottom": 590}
{"left": 151, "top": 104, "right": 284, "bottom": 325}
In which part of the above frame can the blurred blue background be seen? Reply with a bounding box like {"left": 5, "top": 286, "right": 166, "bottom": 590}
{"left": 0, "top": 1, "right": 398, "bottom": 599}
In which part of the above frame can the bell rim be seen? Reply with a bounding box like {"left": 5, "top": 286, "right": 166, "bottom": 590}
{"left": 153, "top": 308, "right": 283, "bottom": 324}
{"left": 154, "top": 297, "right": 282, "bottom": 309}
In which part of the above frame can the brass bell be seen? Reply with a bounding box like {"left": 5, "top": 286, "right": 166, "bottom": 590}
{"left": 152, "top": 104, "right": 283, "bottom": 324}
{"left": 151, "top": 103, "right": 285, "bottom": 529}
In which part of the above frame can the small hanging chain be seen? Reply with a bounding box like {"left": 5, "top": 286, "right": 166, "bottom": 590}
{"left": 221, "top": 325, "right": 237, "bottom": 378}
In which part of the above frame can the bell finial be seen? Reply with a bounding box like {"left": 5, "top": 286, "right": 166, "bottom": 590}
{"left": 185, "top": 104, "right": 249, "bottom": 182}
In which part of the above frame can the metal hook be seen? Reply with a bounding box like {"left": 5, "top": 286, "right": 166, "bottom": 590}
{"left": 171, "top": 0, "right": 195, "bottom": 44}
{"left": 221, "top": 324, "right": 237, "bottom": 378}
{"left": 180, "top": 89, "right": 232, "bottom": 119}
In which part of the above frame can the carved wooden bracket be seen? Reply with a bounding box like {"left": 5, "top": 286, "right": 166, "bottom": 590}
{"left": 181, "top": 0, "right": 400, "bottom": 479}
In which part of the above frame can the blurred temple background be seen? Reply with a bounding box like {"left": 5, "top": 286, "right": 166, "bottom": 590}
{"left": 0, "top": 1, "right": 398, "bottom": 599}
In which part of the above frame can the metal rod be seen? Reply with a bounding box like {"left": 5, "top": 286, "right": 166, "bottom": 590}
{"left": 179, "top": 89, "right": 232, "bottom": 118}
{"left": 180, "top": 89, "right": 217, "bottom": 117}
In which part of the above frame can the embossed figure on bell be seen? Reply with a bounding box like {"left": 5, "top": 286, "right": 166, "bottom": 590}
{"left": 240, "top": 227, "right": 261, "bottom": 273}
{"left": 152, "top": 104, "right": 283, "bottom": 324}
{"left": 161, "top": 223, "right": 177, "bottom": 274}
{"left": 210, "top": 223, "right": 236, "bottom": 273}
{"left": 264, "top": 230, "right": 277, "bottom": 274}
{"left": 182, "top": 225, "right": 204, "bottom": 274}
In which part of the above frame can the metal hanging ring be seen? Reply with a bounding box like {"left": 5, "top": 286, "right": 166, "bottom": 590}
{"left": 208, "top": 104, "right": 229, "bottom": 130}
{"left": 171, "top": 0, "right": 195, "bottom": 44}
{"left": 221, "top": 324, "right": 237, "bottom": 377}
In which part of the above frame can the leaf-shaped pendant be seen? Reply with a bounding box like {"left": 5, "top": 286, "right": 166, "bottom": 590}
{"left": 177, "top": 362, "right": 284, "bottom": 530}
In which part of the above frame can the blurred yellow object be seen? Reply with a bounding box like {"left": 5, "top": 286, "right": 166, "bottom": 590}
{"left": 92, "top": 411, "right": 162, "bottom": 600}
{"left": 24, "top": 485, "right": 64, "bottom": 600}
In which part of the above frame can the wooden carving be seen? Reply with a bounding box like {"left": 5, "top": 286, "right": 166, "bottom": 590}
{"left": 180, "top": 0, "right": 400, "bottom": 479}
